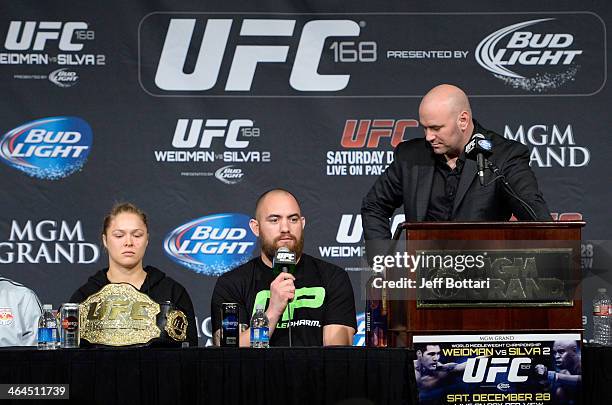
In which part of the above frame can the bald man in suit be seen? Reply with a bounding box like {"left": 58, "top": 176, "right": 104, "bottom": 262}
{"left": 361, "top": 84, "right": 551, "bottom": 241}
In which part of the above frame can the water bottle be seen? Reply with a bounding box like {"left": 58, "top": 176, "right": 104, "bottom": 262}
{"left": 593, "top": 288, "right": 612, "bottom": 345}
{"left": 250, "top": 304, "right": 270, "bottom": 348}
{"left": 365, "top": 274, "right": 388, "bottom": 347}
{"left": 38, "top": 304, "right": 59, "bottom": 350}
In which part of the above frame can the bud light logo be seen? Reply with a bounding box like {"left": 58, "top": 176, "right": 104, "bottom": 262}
{"left": 214, "top": 165, "right": 244, "bottom": 184}
{"left": 474, "top": 17, "right": 598, "bottom": 92}
{"left": 0, "top": 117, "right": 93, "bottom": 179}
{"left": 496, "top": 382, "right": 510, "bottom": 391}
{"left": 163, "top": 213, "right": 257, "bottom": 275}
{"left": 48, "top": 68, "right": 79, "bottom": 88}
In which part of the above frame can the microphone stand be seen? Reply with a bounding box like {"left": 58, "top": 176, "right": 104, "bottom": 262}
{"left": 287, "top": 303, "right": 293, "bottom": 348}
{"left": 282, "top": 265, "right": 293, "bottom": 347}
{"left": 486, "top": 160, "right": 539, "bottom": 221}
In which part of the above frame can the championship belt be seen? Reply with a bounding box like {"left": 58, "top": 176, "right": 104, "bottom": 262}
{"left": 156, "top": 300, "right": 189, "bottom": 346}
{"left": 80, "top": 283, "right": 188, "bottom": 346}
{"left": 80, "top": 283, "right": 160, "bottom": 346}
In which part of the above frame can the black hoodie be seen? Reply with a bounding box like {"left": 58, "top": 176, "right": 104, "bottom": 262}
{"left": 70, "top": 266, "right": 198, "bottom": 347}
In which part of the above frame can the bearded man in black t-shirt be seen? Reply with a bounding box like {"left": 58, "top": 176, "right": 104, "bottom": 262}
{"left": 211, "top": 189, "right": 356, "bottom": 347}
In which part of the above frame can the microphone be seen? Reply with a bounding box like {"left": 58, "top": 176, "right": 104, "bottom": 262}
{"left": 272, "top": 246, "right": 297, "bottom": 347}
{"left": 464, "top": 133, "right": 539, "bottom": 220}
{"left": 272, "top": 247, "right": 297, "bottom": 275}
{"left": 464, "top": 133, "right": 493, "bottom": 186}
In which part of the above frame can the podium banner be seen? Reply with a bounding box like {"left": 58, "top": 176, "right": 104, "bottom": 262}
{"left": 413, "top": 333, "right": 582, "bottom": 405}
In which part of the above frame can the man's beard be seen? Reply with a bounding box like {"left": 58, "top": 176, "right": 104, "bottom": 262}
{"left": 261, "top": 233, "right": 304, "bottom": 264}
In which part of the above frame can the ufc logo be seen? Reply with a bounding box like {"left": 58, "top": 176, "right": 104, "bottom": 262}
{"left": 86, "top": 301, "right": 154, "bottom": 321}
{"left": 463, "top": 357, "right": 530, "bottom": 383}
{"left": 170, "top": 316, "right": 186, "bottom": 331}
{"left": 172, "top": 119, "right": 253, "bottom": 148}
{"left": 4, "top": 21, "right": 88, "bottom": 51}
{"left": 276, "top": 252, "right": 296, "bottom": 262}
{"left": 341, "top": 119, "right": 418, "bottom": 148}
{"left": 155, "top": 18, "right": 360, "bottom": 92}
{"left": 336, "top": 214, "right": 405, "bottom": 243}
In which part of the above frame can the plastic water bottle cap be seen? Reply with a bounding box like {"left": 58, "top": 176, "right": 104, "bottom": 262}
{"left": 43, "top": 304, "right": 52, "bottom": 310}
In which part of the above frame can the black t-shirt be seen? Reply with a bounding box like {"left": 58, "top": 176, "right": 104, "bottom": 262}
{"left": 211, "top": 254, "right": 356, "bottom": 346}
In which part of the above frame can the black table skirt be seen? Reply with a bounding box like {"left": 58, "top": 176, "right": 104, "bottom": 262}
{"left": 0, "top": 347, "right": 418, "bottom": 405}
{"left": 582, "top": 345, "right": 612, "bottom": 405}
{"left": 2, "top": 345, "right": 609, "bottom": 405}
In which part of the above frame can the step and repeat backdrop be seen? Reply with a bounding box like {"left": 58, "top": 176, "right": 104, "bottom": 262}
{"left": 1, "top": 1, "right": 610, "bottom": 345}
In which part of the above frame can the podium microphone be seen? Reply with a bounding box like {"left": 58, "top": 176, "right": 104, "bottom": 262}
{"left": 465, "top": 133, "right": 539, "bottom": 220}
{"left": 273, "top": 247, "right": 297, "bottom": 347}
{"left": 464, "top": 133, "right": 493, "bottom": 186}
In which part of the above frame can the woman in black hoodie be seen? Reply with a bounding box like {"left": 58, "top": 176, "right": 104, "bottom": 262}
{"left": 70, "top": 202, "right": 198, "bottom": 347}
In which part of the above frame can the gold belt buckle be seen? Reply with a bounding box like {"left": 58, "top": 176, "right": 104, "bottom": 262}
{"left": 80, "top": 283, "right": 161, "bottom": 346}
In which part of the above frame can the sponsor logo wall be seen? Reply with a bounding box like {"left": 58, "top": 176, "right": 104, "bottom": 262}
{"left": 153, "top": 118, "right": 270, "bottom": 180}
{"left": 0, "top": 117, "right": 93, "bottom": 179}
{"left": 1, "top": 20, "right": 106, "bottom": 85}
{"left": 163, "top": 213, "right": 257, "bottom": 275}
{"left": 0, "top": 219, "right": 99, "bottom": 264}
{"left": 1, "top": 1, "right": 610, "bottom": 345}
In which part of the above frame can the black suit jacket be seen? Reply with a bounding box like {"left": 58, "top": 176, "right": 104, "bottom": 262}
{"left": 361, "top": 121, "right": 552, "bottom": 241}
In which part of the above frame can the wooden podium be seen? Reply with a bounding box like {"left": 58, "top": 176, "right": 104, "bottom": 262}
{"left": 386, "top": 221, "right": 585, "bottom": 347}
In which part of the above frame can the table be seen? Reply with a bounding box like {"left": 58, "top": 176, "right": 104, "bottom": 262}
{"left": 0, "top": 347, "right": 418, "bottom": 405}
{"left": 582, "top": 345, "right": 612, "bottom": 404}
{"left": 2, "top": 345, "right": 608, "bottom": 404}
